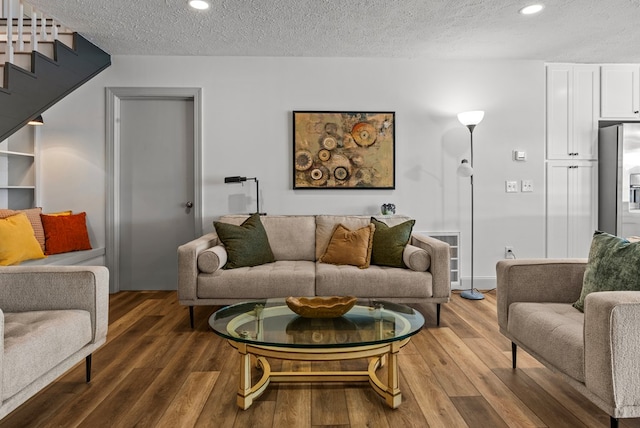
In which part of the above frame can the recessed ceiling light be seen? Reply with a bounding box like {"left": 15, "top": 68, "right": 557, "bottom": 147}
{"left": 188, "top": 0, "right": 210, "bottom": 10}
{"left": 519, "top": 4, "right": 544, "bottom": 15}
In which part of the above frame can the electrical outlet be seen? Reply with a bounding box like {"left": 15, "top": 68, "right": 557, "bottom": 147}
{"left": 522, "top": 180, "right": 533, "bottom": 192}
{"left": 505, "top": 181, "right": 518, "bottom": 193}
{"left": 505, "top": 246, "right": 514, "bottom": 258}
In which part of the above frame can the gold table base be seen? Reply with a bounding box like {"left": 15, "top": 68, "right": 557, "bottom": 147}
{"left": 229, "top": 337, "right": 411, "bottom": 410}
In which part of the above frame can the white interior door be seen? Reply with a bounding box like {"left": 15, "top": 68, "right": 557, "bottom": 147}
{"left": 118, "top": 97, "right": 195, "bottom": 290}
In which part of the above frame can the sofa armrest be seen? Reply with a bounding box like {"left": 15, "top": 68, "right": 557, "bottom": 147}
{"left": 584, "top": 291, "right": 640, "bottom": 415}
{"left": 496, "top": 259, "right": 586, "bottom": 331}
{"left": 0, "top": 266, "right": 109, "bottom": 343}
{"left": 410, "top": 233, "right": 451, "bottom": 299}
{"left": 177, "top": 232, "right": 219, "bottom": 302}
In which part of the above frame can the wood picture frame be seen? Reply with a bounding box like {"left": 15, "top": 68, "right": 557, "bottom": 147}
{"left": 293, "top": 111, "right": 395, "bottom": 189}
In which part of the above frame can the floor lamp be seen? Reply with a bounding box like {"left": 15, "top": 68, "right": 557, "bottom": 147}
{"left": 457, "top": 110, "right": 485, "bottom": 300}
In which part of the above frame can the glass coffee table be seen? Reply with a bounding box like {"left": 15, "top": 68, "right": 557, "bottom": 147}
{"left": 209, "top": 298, "right": 424, "bottom": 409}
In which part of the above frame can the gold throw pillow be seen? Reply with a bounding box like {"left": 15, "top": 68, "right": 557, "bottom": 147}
{"left": 319, "top": 223, "right": 375, "bottom": 269}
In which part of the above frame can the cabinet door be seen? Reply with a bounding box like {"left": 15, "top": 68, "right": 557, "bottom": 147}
{"left": 573, "top": 66, "right": 599, "bottom": 160}
{"left": 546, "top": 161, "right": 597, "bottom": 258}
{"left": 601, "top": 65, "right": 640, "bottom": 119}
{"left": 546, "top": 162, "right": 571, "bottom": 257}
{"left": 569, "top": 162, "right": 597, "bottom": 258}
{"left": 547, "top": 65, "right": 572, "bottom": 160}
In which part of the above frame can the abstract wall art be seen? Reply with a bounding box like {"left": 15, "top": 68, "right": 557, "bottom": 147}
{"left": 293, "top": 111, "right": 395, "bottom": 189}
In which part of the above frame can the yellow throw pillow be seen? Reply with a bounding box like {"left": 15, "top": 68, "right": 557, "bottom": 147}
{"left": 319, "top": 223, "right": 375, "bottom": 269}
{"left": 0, "top": 213, "right": 46, "bottom": 265}
{"left": 0, "top": 207, "right": 45, "bottom": 251}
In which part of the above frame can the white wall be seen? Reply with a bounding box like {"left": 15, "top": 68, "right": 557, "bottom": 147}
{"left": 39, "top": 56, "right": 546, "bottom": 288}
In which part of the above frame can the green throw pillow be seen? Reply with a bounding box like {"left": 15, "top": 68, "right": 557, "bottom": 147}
{"left": 370, "top": 217, "right": 415, "bottom": 268}
{"left": 213, "top": 213, "right": 275, "bottom": 269}
{"left": 574, "top": 231, "right": 640, "bottom": 312}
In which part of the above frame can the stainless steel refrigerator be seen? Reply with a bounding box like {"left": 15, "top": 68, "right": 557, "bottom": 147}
{"left": 599, "top": 123, "right": 640, "bottom": 238}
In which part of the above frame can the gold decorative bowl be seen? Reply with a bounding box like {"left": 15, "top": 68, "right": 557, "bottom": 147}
{"left": 285, "top": 296, "right": 357, "bottom": 318}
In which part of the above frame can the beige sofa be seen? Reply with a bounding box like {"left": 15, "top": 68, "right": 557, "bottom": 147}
{"left": 0, "top": 266, "right": 109, "bottom": 419}
{"left": 496, "top": 259, "right": 640, "bottom": 428}
{"left": 178, "top": 215, "right": 451, "bottom": 327}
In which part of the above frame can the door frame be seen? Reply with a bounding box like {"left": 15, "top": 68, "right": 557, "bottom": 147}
{"left": 106, "top": 87, "right": 203, "bottom": 293}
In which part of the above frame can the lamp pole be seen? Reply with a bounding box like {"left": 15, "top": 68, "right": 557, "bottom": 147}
{"left": 457, "top": 111, "right": 484, "bottom": 301}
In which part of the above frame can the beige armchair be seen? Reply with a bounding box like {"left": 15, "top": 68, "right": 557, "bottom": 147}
{"left": 0, "top": 266, "right": 109, "bottom": 419}
{"left": 496, "top": 259, "right": 640, "bottom": 428}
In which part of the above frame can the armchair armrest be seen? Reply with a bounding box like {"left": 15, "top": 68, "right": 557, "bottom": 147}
{"left": 177, "top": 232, "right": 219, "bottom": 302}
{"left": 0, "top": 266, "right": 109, "bottom": 343}
{"left": 410, "top": 233, "right": 451, "bottom": 299}
{"left": 584, "top": 291, "right": 640, "bottom": 416}
{"left": 496, "top": 259, "right": 586, "bottom": 330}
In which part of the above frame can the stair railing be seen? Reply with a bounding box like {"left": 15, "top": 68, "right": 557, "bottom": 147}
{"left": 2, "top": 0, "right": 70, "bottom": 67}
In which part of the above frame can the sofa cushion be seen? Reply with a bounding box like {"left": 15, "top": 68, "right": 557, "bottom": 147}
{"left": 574, "top": 231, "right": 640, "bottom": 312}
{"left": 197, "top": 260, "right": 316, "bottom": 299}
{"left": 40, "top": 212, "right": 92, "bottom": 255}
{"left": 0, "top": 207, "right": 45, "bottom": 251}
{"left": 197, "top": 245, "right": 228, "bottom": 273}
{"left": 0, "top": 213, "right": 46, "bottom": 266}
{"left": 370, "top": 217, "right": 415, "bottom": 268}
{"left": 319, "top": 223, "right": 375, "bottom": 269}
{"left": 3, "top": 310, "right": 92, "bottom": 400}
{"left": 403, "top": 244, "right": 431, "bottom": 271}
{"left": 316, "top": 262, "right": 432, "bottom": 298}
{"left": 508, "top": 302, "right": 584, "bottom": 382}
{"left": 218, "top": 215, "right": 316, "bottom": 261}
{"left": 315, "top": 215, "right": 412, "bottom": 260}
{"left": 214, "top": 213, "right": 275, "bottom": 269}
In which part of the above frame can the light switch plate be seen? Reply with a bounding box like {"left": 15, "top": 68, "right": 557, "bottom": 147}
{"left": 506, "top": 181, "right": 518, "bottom": 193}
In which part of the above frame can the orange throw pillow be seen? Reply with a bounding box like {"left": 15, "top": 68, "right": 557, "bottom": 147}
{"left": 40, "top": 212, "right": 92, "bottom": 255}
{"left": 319, "top": 223, "right": 375, "bottom": 269}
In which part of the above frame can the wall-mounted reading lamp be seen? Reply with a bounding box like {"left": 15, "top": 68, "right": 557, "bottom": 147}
{"left": 224, "top": 176, "right": 261, "bottom": 214}
{"left": 28, "top": 115, "right": 44, "bottom": 126}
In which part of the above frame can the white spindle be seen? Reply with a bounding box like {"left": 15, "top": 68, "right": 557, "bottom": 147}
{"left": 17, "top": 3, "right": 24, "bottom": 51}
{"left": 7, "top": 0, "right": 13, "bottom": 63}
{"left": 52, "top": 20, "right": 58, "bottom": 40}
{"left": 40, "top": 16, "right": 46, "bottom": 41}
{"left": 31, "top": 10, "right": 37, "bottom": 51}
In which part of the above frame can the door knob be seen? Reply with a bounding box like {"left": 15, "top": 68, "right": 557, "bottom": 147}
{"left": 185, "top": 201, "right": 193, "bottom": 208}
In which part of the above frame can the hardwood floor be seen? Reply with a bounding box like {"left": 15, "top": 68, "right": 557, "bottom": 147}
{"left": 2, "top": 290, "right": 639, "bottom": 427}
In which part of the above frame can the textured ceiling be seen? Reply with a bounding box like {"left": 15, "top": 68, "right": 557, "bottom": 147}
{"left": 24, "top": 0, "right": 640, "bottom": 62}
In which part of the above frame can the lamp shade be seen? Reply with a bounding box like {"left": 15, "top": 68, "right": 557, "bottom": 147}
{"left": 28, "top": 115, "right": 44, "bottom": 126}
{"left": 457, "top": 159, "right": 473, "bottom": 177}
{"left": 457, "top": 111, "right": 484, "bottom": 127}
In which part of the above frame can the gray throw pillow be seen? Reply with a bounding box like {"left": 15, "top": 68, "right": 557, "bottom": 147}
{"left": 213, "top": 213, "right": 275, "bottom": 269}
{"left": 574, "top": 230, "right": 640, "bottom": 312}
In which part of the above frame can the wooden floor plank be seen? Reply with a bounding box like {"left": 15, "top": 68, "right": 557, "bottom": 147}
{"left": 493, "top": 367, "right": 589, "bottom": 427}
{"left": 410, "top": 329, "right": 479, "bottom": 397}
{"left": 398, "top": 351, "right": 468, "bottom": 427}
{"left": 156, "top": 371, "right": 220, "bottom": 428}
{"left": 451, "top": 395, "right": 510, "bottom": 428}
{"left": 430, "top": 327, "right": 546, "bottom": 427}
{"left": 523, "top": 367, "right": 610, "bottom": 427}
{"left": 310, "top": 361, "right": 350, "bottom": 426}
{"left": 273, "top": 360, "right": 312, "bottom": 427}
{"left": 2, "top": 290, "right": 639, "bottom": 427}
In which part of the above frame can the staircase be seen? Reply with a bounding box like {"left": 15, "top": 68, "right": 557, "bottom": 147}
{"left": 0, "top": 0, "right": 111, "bottom": 142}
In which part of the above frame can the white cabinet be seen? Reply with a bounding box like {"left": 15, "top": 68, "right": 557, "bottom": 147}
{"left": 600, "top": 65, "right": 640, "bottom": 119}
{"left": 546, "top": 64, "right": 599, "bottom": 160}
{"left": 546, "top": 161, "right": 597, "bottom": 258}
{"left": 0, "top": 126, "right": 38, "bottom": 209}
